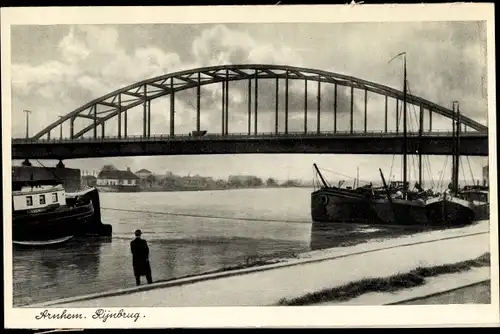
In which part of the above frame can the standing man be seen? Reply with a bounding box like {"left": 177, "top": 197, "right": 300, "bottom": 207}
{"left": 130, "top": 229, "right": 153, "bottom": 286}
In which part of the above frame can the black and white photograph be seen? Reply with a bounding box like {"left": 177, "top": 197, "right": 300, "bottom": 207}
{"left": 2, "top": 4, "right": 498, "bottom": 328}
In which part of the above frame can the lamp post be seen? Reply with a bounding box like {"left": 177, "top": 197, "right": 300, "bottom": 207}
{"left": 23, "top": 110, "right": 32, "bottom": 138}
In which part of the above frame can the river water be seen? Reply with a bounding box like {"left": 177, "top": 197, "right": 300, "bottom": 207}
{"left": 12, "top": 188, "right": 412, "bottom": 307}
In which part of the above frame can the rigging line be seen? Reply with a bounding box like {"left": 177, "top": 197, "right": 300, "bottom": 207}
{"left": 460, "top": 157, "right": 468, "bottom": 186}
{"left": 100, "top": 207, "right": 311, "bottom": 225}
{"left": 35, "top": 159, "right": 63, "bottom": 182}
{"left": 389, "top": 153, "right": 396, "bottom": 182}
{"left": 466, "top": 156, "right": 476, "bottom": 183}
{"left": 425, "top": 156, "right": 435, "bottom": 189}
{"left": 438, "top": 156, "right": 449, "bottom": 189}
{"left": 317, "top": 167, "right": 359, "bottom": 180}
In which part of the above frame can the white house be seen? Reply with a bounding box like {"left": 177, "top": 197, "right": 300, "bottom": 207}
{"left": 97, "top": 167, "right": 139, "bottom": 187}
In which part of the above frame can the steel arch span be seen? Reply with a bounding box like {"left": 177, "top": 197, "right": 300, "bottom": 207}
{"left": 32, "top": 64, "right": 488, "bottom": 140}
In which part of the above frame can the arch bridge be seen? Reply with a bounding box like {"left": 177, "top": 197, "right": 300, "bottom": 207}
{"left": 12, "top": 64, "right": 488, "bottom": 160}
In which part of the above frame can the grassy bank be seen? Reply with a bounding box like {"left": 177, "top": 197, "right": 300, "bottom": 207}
{"left": 277, "top": 252, "right": 490, "bottom": 306}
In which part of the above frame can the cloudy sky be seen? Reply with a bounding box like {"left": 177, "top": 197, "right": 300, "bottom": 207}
{"left": 10, "top": 21, "right": 489, "bottom": 185}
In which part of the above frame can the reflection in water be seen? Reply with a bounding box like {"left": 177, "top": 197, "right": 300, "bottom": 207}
{"left": 13, "top": 238, "right": 105, "bottom": 306}
{"left": 309, "top": 222, "right": 429, "bottom": 251}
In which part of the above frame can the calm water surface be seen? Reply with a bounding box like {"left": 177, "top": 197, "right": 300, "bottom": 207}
{"left": 12, "top": 188, "right": 407, "bottom": 306}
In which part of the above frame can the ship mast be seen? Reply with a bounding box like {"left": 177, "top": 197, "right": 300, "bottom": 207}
{"left": 313, "top": 163, "right": 330, "bottom": 188}
{"left": 452, "top": 101, "right": 461, "bottom": 193}
{"left": 402, "top": 53, "right": 408, "bottom": 198}
{"left": 389, "top": 52, "right": 408, "bottom": 199}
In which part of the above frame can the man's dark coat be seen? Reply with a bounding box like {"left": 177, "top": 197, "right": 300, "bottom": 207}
{"left": 130, "top": 237, "right": 152, "bottom": 277}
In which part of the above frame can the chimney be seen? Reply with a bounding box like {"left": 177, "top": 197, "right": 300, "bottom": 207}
{"left": 127, "top": 167, "right": 131, "bottom": 172}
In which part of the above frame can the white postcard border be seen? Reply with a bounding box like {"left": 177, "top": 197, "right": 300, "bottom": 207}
{"left": 2, "top": 4, "right": 498, "bottom": 328}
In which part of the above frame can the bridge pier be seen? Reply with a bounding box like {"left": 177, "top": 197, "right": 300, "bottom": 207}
{"left": 56, "top": 160, "right": 65, "bottom": 168}
{"left": 21, "top": 159, "right": 32, "bottom": 167}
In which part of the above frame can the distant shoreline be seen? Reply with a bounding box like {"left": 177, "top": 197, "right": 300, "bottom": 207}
{"left": 96, "top": 185, "right": 313, "bottom": 193}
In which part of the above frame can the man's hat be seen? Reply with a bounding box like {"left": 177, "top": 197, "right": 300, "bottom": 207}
{"left": 135, "top": 229, "right": 142, "bottom": 236}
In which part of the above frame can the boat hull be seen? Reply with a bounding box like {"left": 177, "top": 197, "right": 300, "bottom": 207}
{"left": 12, "top": 201, "right": 94, "bottom": 243}
{"left": 311, "top": 188, "right": 371, "bottom": 224}
{"left": 13, "top": 235, "right": 74, "bottom": 247}
{"left": 425, "top": 195, "right": 475, "bottom": 226}
{"left": 371, "top": 198, "right": 429, "bottom": 227}
{"left": 471, "top": 202, "right": 489, "bottom": 221}
{"left": 311, "top": 188, "right": 430, "bottom": 227}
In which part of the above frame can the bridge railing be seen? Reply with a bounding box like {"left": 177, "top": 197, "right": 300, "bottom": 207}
{"left": 12, "top": 129, "right": 486, "bottom": 144}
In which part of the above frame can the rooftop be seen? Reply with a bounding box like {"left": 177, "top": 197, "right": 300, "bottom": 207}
{"left": 136, "top": 168, "right": 152, "bottom": 174}
{"left": 97, "top": 169, "right": 139, "bottom": 180}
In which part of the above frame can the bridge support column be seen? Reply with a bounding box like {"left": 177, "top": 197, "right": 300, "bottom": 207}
{"left": 101, "top": 122, "right": 105, "bottom": 138}
{"left": 124, "top": 109, "right": 128, "bottom": 138}
{"left": 384, "top": 95, "right": 388, "bottom": 133}
{"left": 70, "top": 117, "right": 74, "bottom": 139}
{"left": 350, "top": 86, "right": 354, "bottom": 134}
{"left": 93, "top": 105, "right": 97, "bottom": 139}
{"left": 428, "top": 109, "right": 432, "bottom": 131}
{"left": 221, "top": 80, "right": 225, "bottom": 135}
{"left": 317, "top": 76, "right": 321, "bottom": 134}
{"left": 254, "top": 70, "right": 258, "bottom": 135}
{"left": 333, "top": 83, "right": 337, "bottom": 133}
{"left": 396, "top": 99, "right": 399, "bottom": 133}
{"left": 147, "top": 100, "right": 151, "bottom": 137}
{"left": 248, "top": 79, "right": 252, "bottom": 135}
{"left": 117, "top": 94, "right": 122, "bottom": 139}
{"left": 275, "top": 77, "right": 279, "bottom": 135}
{"left": 197, "top": 72, "right": 201, "bottom": 133}
{"left": 22, "top": 159, "right": 32, "bottom": 167}
{"left": 170, "top": 78, "right": 175, "bottom": 136}
{"left": 364, "top": 89, "right": 368, "bottom": 133}
{"left": 419, "top": 105, "right": 424, "bottom": 187}
{"left": 143, "top": 85, "right": 147, "bottom": 137}
{"left": 304, "top": 78, "right": 308, "bottom": 133}
{"left": 225, "top": 72, "right": 229, "bottom": 135}
{"left": 47, "top": 131, "right": 50, "bottom": 140}
{"left": 285, "top": 70, "right": 289, "bottom": 134}
{"left": 56, "top": 160, "right": 65, "bottom": 168}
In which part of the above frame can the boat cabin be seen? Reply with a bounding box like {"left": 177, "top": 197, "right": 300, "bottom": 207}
{"left": 12, "top": 180, "right": 66, "bottom": 213}
{"left": 459, "top": 185, "right": 489, "bottom": 204}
